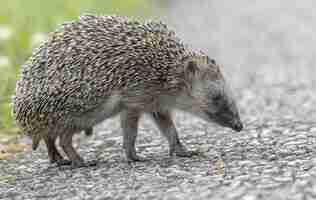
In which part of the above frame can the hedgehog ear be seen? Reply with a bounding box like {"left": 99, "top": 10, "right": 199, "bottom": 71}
{"left": 186, "top": 60, "right": 198, "bottom": 73}
{"left": 184, "top": 59, "right": 199, "bottom": 81}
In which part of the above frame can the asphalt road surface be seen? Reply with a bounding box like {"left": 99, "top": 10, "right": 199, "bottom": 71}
{"left": 1, "top": 0, "right": 316, "bottom": 199}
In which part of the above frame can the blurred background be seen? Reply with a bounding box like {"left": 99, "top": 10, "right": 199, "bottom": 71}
{"left": 0, "top": 0, "right": 316, "bottom": 139}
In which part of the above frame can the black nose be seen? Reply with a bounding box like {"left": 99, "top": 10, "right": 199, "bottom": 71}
{"left": 233, "top": 121, "right": 243, "bottom": 132}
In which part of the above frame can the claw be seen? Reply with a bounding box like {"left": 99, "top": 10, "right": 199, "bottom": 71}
{"left": 57, "top": 160, "right": 98, "bottom": 169}
{"left": 175, "top": 150, "right": 198, "bottom": 157}
{"left": 171, "top": 144, "right": 197, "bottom": 157}
{"left": 71, "top": 160, "right": 98, "bottom": 168}
{"left": 56, "top": 159, "right": 72, "bottom": 166}
{"left": 127, "top": 154, "right": 147, "bottom": 163}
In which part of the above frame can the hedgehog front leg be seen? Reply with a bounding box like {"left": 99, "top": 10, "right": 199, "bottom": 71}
{"left": 121, "top": 109, "right": 146, "bottom": 162}
{"left": 151, "top": 111, "right": 196, "bottom": 157}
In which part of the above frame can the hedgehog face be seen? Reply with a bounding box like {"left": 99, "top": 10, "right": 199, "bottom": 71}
{"left": 203, "top": 79, "right": 243, "bottom": 132}
{"left": 181, "top": 56, "right": 243, "bottom": 132}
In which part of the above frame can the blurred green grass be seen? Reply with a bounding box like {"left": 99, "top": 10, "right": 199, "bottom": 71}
{"left": 0, "top": 0, "right": 153, "bottom": 136}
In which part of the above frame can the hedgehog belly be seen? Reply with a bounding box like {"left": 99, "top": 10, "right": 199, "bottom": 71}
{"left": 64, "top": 93, "right": 123, "bottom": 130}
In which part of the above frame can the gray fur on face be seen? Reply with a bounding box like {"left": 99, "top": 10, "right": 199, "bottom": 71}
{"left": 177, "top": 59, "right": 243, "bottom": 132}
{"left": 205, "top": 80, "right": 242, "bottom": 131}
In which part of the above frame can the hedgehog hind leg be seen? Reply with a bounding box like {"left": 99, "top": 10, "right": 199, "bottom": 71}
{"left": 59, "top": 132, "right": 96, "bottom": 168}
{"left": 43, "top": 136, "right": 68, "bottom": 164}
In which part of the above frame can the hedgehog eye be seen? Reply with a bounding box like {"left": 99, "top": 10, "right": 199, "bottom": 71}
{"left": 210, "top": 59, "right": 216, "bottom": 65}
{"left": 206, "top": 57, "right": 216, "bottom": 65}
{"left": 212, "top": 94, "right": 221, "bottom": 102}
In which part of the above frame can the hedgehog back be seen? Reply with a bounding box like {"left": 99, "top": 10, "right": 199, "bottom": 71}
{"left": 15, "top": 15, "right": 190, "bottom": 122}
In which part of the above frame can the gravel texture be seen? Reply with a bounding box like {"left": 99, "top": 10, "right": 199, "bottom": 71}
{"left": 1, "top": 0, "right": 316, "bottom": 199}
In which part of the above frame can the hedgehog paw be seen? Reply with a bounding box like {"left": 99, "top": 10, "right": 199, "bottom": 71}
{"left": 70, "top": 160, "right": 98, "bottom": 168}
{"left": 171, "top": 145, "right": 197, "bottom": 157}
{"left": 56, "top": 159, "right": 72, "bottom": 166}
{"left": 127, "top": 154, "right": 147, "bottom": 163}
{"left": 175, "top": 150, "right": 198, "bottom": 157}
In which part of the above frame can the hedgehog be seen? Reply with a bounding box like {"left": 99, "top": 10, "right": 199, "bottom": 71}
{"left": 13, "top": 15, "right": 243, "bottom": 167}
